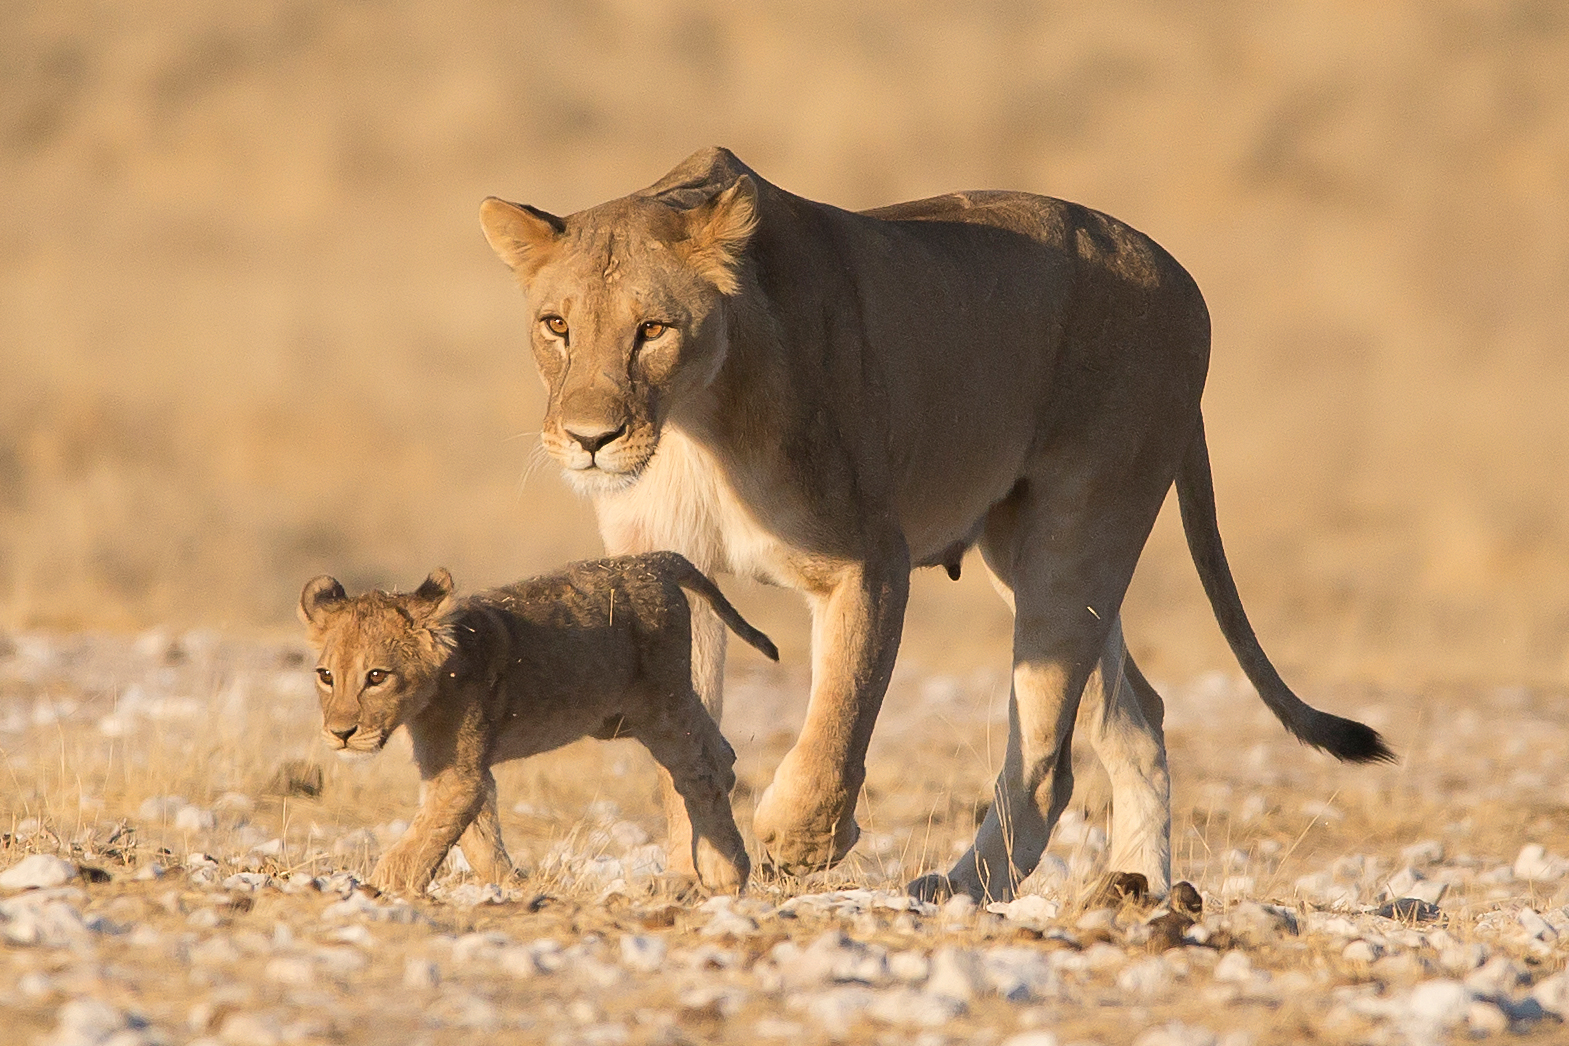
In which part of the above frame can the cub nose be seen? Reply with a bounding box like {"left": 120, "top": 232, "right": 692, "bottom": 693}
{"left": 329, "top": 724, "right": 358, "bottom": 743}
{"left": 564, "top": 422, "right": 627, "bottom": 456}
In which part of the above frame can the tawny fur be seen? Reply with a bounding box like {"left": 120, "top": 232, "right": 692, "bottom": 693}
{"left": 478, "top": 146, "right": 1391, "bottom": 900}
{"left": 298, "top": 552, "right": 775, "bottom": 896}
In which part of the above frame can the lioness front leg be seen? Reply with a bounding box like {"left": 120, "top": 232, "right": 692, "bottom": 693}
{"left": 371, "top": 769, "right": 487, "bottom": 896}
{"left": 455, "top": 768, "right": 516, "bottom": 885}
{"left": 753, "top": 553, "right": 909, "bottom": 874}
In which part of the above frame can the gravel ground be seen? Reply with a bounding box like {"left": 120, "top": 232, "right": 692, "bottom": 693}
{"left": 3, "top": 630, "right": 1569, "bottom": 1046}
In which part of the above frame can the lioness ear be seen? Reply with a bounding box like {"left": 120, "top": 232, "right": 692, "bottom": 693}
{"left": 680, "top": 175, "right": 757, "bottom": 296}
{"left": 298, "top": 575, "right": 347, "bottom": 629}
{"left": 480, "top": 197, "right": 565, "bottom": 280}
{"left": 409, "top": 567, "right": 455, "bottom": 620}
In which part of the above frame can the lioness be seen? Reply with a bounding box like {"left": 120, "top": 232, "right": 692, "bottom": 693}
{"left": 297, "top": 552, "right": 776, "bottom": 896}
{"left": 478, "top": 147, "right": 1392, "bottom": 902}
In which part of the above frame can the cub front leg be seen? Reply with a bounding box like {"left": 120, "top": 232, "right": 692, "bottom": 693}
{"left": 455, "top": 768, "right": 516, "bottom": 885}
{"left": 752, "top": 550, "right": 909, "bottom": 875}
{"left": 371, "top": 768, "right": 487, "bottom": 896}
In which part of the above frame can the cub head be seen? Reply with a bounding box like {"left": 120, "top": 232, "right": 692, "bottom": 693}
{"left": 479, "top": 155, "right": 757, "bottom": 494}
{"left": 297, "top": 569, "right": 457, "bottom": 756}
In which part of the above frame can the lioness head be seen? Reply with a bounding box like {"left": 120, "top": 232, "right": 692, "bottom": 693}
{"left": 479, "top": 156, "right": 757, "bottom": 494}
{"left": 297, "top": 570, "right": 456, "bottom": 755}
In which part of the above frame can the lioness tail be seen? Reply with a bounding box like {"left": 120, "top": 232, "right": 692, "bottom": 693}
{"left": 651, "top": 552, "right": 780, "bottom": 662}
{"left": 1176, "top": 416, "right": 1394, "bottom": 764}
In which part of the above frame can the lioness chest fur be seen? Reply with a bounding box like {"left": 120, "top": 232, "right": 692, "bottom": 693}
{"left": 298, "top": 551, "right": 776, "bottom": 895}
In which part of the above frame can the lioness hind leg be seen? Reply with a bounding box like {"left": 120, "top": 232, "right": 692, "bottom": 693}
{"left": 1083, "top": 620, "right": 1172, "bottom": 897}
{"left": 456, "top": 769, "right": 517, "bottom": 885}
{"left": 637, "top": 692, "right": 750, "bottom": 894}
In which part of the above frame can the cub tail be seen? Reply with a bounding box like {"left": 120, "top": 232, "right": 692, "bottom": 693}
{"left": 652, "top": 552, "right": 780, "bottom": 662}
{"left": 1176, "top": 416, "right": 1394, "bottom": 764}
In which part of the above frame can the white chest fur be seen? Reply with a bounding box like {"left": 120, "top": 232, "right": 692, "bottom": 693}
{"left": 592, "top": 428, "right": 796, "bottom": 585}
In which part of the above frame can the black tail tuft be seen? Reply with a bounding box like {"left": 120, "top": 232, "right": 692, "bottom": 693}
{"left": 1311, "top": 715, "right": 1397, "bottom": 765}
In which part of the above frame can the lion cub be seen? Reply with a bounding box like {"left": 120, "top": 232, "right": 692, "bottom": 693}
{"left": 298, "top": 551, "right": 777, "bottom": 896}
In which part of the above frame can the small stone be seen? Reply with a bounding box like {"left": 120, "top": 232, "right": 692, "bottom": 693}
{"left": 1226, "top": 900, "right": 1298, "bottom": 941}
{"left": 1517, "top": 907, "right": 1557, "bottom": 941}
{"left": 1467, "top": 999, "right": 1511, "bottom": 1035}
{"left": 1117, "top": 956, "right": 1174, "bottom": 998}
{"left": 1132, "top": 1020, "right": 1220, "bottom": 1046}
{"left": 1213, "top": 950, "right": 1256, "bottom": 982}
{"left": 1342, "top": 940, "right": 1381, "bottom": 964}
{"left": 620, "top": 934, "right": 667, "bottom": 973}
{"left": 889, "top": 950, "right": 930, "bottom": 983}
{"left": 798, "top": 985, "right": 874, "bottom": 1036}
{"left": 1400, "top": 840, "right": 1445, "bottom": 867}
{"left": 1075, "top": 907, "right": 1118, "bottom": 933}
{"left": 404, "top": 958, "right": 440, "bottom": 989}
{"left": 1514, "top": 844, "right": 1568, "bottom": 881}
{"left": 866, "top": 986, "right": 965, "bottom": 1027}
{"left": 1466, "top": 956, "right": 1528, "bottom": 993}
{"left": 1531, "top": 970, "right": 1569, "bottom": 1015}
{"left": 0, "top": 855, "right": 78, "bottom": 890}
{"left": 925, "top": 946, "right": 984, "bottom": 1002}
{"left": 1001, "top": 1034, "right": 1060, "bottom": 1046}
{"left": 1405, "top": 979, "right": 1474, "bottom": 1028}
{"left": 174, "top": 806, "right": 216, "bottom": 832}
{"left": 982, "top": 946, "right": 1056, "bottom": 1001}
{"left": 1383, "top": 867, "right": 1425, "bottom": 900}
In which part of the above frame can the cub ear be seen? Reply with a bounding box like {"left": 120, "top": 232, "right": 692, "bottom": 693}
{"left": 480, "top": 197, "right": 565, "bottom": 280}
{"left": 298, "top": 575, "right": 347, "bottom": 629}
{"left": 408, "top": 567, "right": 455, "bottom": 620}
{"left": 679, "top": 175, "right": 757, "bottom": 296}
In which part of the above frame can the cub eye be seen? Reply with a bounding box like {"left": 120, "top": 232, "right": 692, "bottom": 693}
{"left": 316, "top": 668, "right": 333, "bottom": 687}
{"left": 638, "top": 321, "right": 667, "bottom": 341}
{"left": 366, "top": 669, "right": 389, "bottom": 687}
{"left": 542, "top": 315, "right": 569, "bottom": 338}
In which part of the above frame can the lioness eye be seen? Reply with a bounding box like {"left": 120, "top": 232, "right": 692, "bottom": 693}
{"left": 639, "top": 321, "right": 667, "bottom": 341}
{"left": 316, "top": 668, "right": 333, "bottom": 687}
{"left": 366, "top": 669, "right": 388, "bottom": 686}
{"left": 542, "top": 315, "right": 569, "bottom": 338}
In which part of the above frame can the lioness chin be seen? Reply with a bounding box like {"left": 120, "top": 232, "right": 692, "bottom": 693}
{"left": 478, "top": 146, "right": 1393, "bottom": 902}
{"left": 298, "top": 551, "right": 776, "bottom": 896}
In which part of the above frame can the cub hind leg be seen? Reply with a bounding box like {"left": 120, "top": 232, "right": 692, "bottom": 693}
{"left": 634, "top": 686, "right": 750, "bottom": 895}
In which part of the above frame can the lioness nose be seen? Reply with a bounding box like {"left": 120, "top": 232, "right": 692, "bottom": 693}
{"left": 329, "top": 724, "right": 358, "bottom": 742}
{"left": 564, "top": 422, "right": 627, "bottom": 456}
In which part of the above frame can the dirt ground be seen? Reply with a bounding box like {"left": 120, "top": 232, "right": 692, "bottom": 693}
{"left": 3, "top": 1, "right": 1569, "bottom": 1044}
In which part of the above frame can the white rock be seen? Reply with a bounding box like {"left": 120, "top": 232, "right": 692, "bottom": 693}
{"left": 1467, "top": 999, "right": 1511, "bottom": 1035}
{"left": 1383, "top": 866, "right": 1425, "bottom": 900}
{"left": 1117, "top": 956, "right": 1174, "bottom": 998}
{"left": 889, "top": 949, "right": 931, "bottom": 983}
{"left": 797, "top": 985, "right": 874, "bottom": 1036}
{"left": 1405, "top": 979, "right": 1475, "bottom": 1027}
{"left": 1132, "top": 1021, "right": 1219, "bottom": 1046}
{"left": 1, "top": 894, "right": 92, "bottom": 948}
{"left": 1001, "top": 1034, "right": 1061, "bottom": 1046}
{"left": 865, "top": 986, "right": 965, "bottom": 1026}
{"left": 1514, "top": 844, "right": 1568, "bottom": 881}
{"left": 0, "top": 855, "right": 77, "bottom": 890}
{"left": 620, "top": 934, "right": 667, "bottom": 973}
{"left": 263, "top": 957, "right": 315, "bottom": 986}
{"left": 174, "top": 806, "right": 216, "bottom": 832}
{"left": 1075, "top": 907, "right": 1118, "bottom": 932}
{"left": 1342, "top": 940, "right": 1381, "bottom": 963}
{"left": 982, "top": 946, "right": 1057, "bottom": 1002}
{"left": 1466, "top": 956, "right": 1529, "bottom": 994}
{"left": 49, "top": 999, "right": 137, "bottom": 1044}
{"left": 701, "top": 909, "right": 759, "bottom": 938}
{"left": 1531, "top": 970, "right": 1569, "bottom": 1014}
{"left": 218, "top": 1011, "right": 283, "bottom": 1046}
{"left": 925, "top": 946, "right": 984, "bottom": 1002}
{"left": 1401, "top": 840, "right": 1445, "bottom": 867}
{"left": 1517, "top": 907, "right": 1558, "bottom": 941}
{"left": 989, "top": 893, "right": 1059, "bottom": 925}
{"left": 138, "top": 796, "right": 188, "bottom": 821}
{"left": 403, "top": 957, "right": 440, "bottom": 989}
{"left": 1213, "top": 950, "right": 1257, "bottom": 983}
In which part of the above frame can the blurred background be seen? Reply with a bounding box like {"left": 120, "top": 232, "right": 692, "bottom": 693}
{"left": 2, "top": 0, "right": 1566, "bottom": 691}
